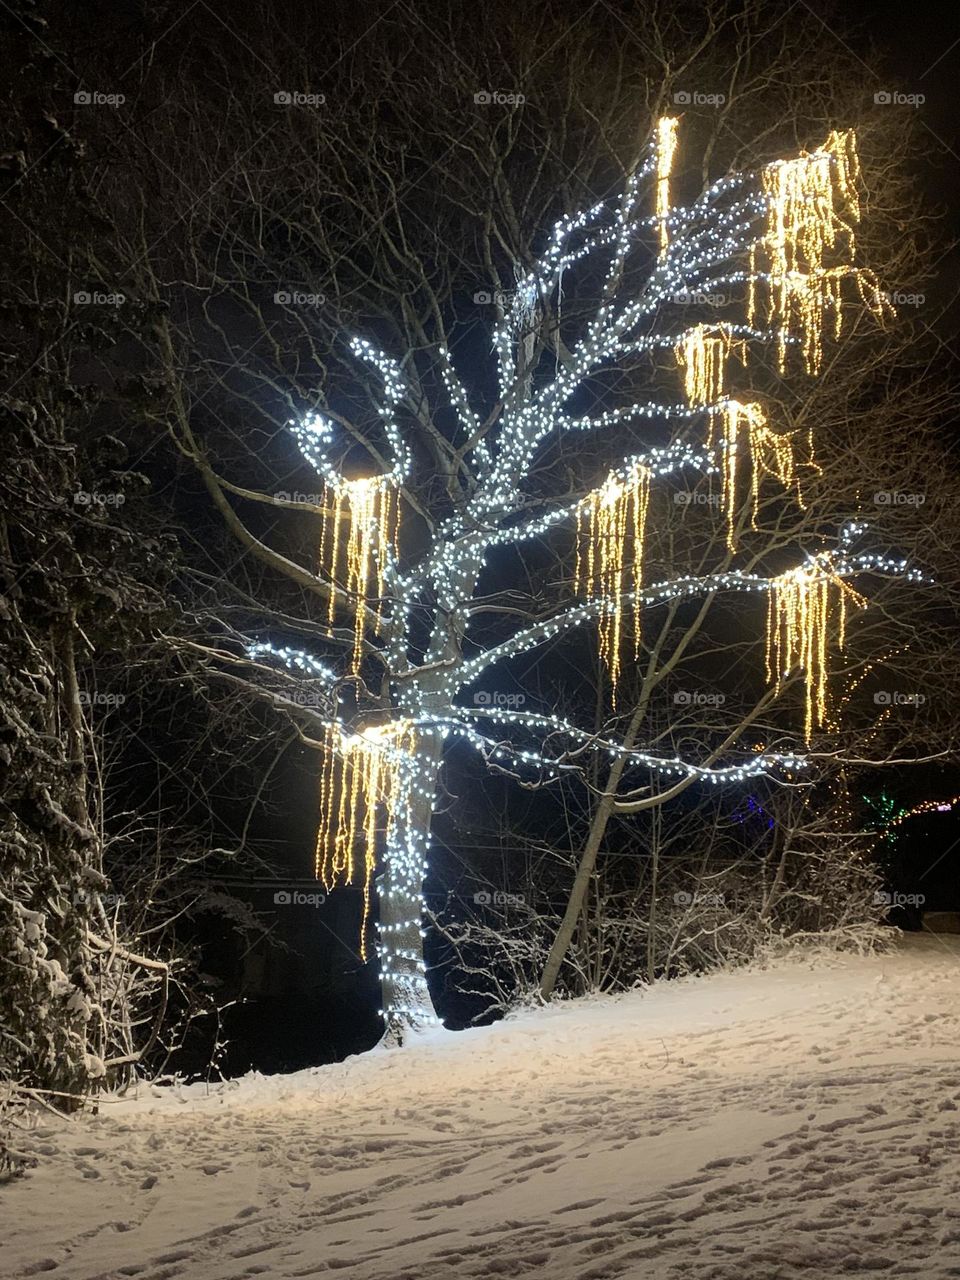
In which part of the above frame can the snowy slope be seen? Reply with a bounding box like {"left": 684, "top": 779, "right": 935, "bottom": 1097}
{"left": 4, "top": 934, "right": 960, "bottom": 1280}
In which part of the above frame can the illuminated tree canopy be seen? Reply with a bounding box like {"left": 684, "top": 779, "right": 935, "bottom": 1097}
{"left": 241, "top": 119, "right": 918, "bottom": 1037}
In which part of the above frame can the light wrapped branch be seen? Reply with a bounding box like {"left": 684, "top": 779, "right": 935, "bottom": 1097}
{"left": 433, "top": 710, "right": 807, "bottom": 786}
{"left": 206, "top": 119, "right": 918, "bottom": 1035}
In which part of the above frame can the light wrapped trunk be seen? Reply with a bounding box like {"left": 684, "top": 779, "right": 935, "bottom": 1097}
{"left": 376, "top": 730, "right": 445, "bottom": 1040}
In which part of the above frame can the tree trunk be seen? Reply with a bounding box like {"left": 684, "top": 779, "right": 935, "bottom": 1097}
{"left": 539, "top": 767, "right": 625, "bottom": 999}
{"left": 51, "top": 617, "right": 99, "bottom": 1099}
{"left": 646, "top": 808, "right": 661, "bottom": 985}
{"left": 377, "top": 736, "right": 444, "bottom": 1040}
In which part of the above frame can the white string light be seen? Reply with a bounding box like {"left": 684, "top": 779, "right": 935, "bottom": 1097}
{"left": 237, "top": 121, "right": 907, "bottom": 1034}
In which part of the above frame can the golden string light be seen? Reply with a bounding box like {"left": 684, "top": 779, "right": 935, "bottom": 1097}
{"left": 574, "top": 462, "right": 651, "bottom": 696}
{"left": 747, "top": 128, "right": 889, "bottom": 374}
{"left": 318, "top": 476, "right": 399, "bottom": 674}
{"left": 655, "top": 116, "right": 680, "bottom": 256}
{"left": 673, "top": 326, "right": 801, "bottom": 549}
{"left": 665, "top": 126, "right": 873, "bottom": 742}
{"left": 889, "top": 794, "right": 960, "bottom": 831}
{"left": 715, "top": 401, "right": 802, "bottom": 550}
{"left": 765, "top": 559, "right": 866, "bottom": 743}
{"left": 674, "top": 324, "right": 745, "bottom": 445}
{"left": 316, "top": 720, "right": 415, "bottom": 959}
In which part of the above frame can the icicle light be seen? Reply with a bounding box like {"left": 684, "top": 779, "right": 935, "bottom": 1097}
{"left": 319, "top": 476, "right": 399, "bottom": 674}
{"left": 574, "top": 462, "right": 651, "bottom": 695}
{"left": 716, "top": 401, "right": 802, "bottom": 550}
{"left": 765, "top": 559, "right": 866, "bottom": 742}
{"left": 674, "top": 324, "right": 745, "bottom": 445}
{"left": 748, "top": 129, "right": 888, "bottom": 374}
{"left": 655, "top": 116, "right": 680, "bottom": 257}
{"left": 316, "top": 720, "right": 415, "bottom": 959}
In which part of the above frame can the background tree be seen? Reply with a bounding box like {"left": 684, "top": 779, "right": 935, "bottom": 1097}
{"left": 0, "top": 0, "right": 180, "bottom": 1095}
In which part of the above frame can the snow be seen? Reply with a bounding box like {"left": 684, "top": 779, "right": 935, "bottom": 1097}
{"left": 5, "top": 934, "right": 960, "bottom": 1279}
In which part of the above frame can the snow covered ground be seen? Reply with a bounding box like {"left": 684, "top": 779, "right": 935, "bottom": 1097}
{"left": 4, "top": 933, "right": 960, "bottom": 1280}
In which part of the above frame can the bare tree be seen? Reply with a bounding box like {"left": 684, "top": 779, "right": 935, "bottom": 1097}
{"left": 60, "top": 0, "right": 960, "bottom": 1041}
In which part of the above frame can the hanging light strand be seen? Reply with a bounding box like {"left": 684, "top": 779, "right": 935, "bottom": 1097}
{"left": 319, "top": 476, "right": 399, "bottom": 674}
{"left": 765, "top": 559, "right": 867, "bottom": 742}
{"left": 674, "top": 324, "right": 745, "bottom": 446}
{"left": 316, "top": 721, "right": 416, "bottom": 959}
{"left": 574, "top": 462, "right": 651, "bottom": 696}
{"left": 715, "top": 401, "right": 803, "bottom": 550}
{"left": 749, "top": 128, "right": 890, "bottom": 374}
